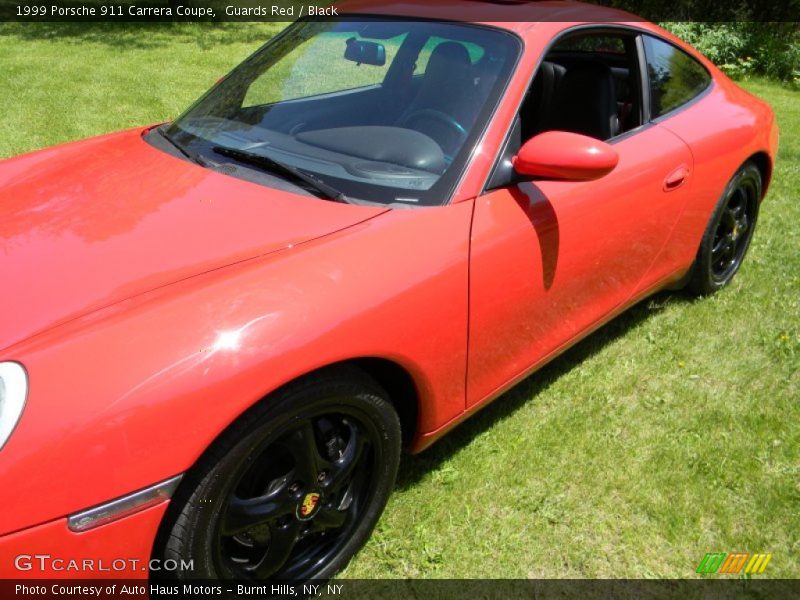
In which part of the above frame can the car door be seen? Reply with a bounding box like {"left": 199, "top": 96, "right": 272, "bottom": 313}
{"left": 466, "top": 30, "right": 695, "bottom": 407}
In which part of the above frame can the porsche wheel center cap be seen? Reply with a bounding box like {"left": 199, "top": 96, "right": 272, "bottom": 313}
{"left": 296, "top": 492, "right": 322, "bottom": 521}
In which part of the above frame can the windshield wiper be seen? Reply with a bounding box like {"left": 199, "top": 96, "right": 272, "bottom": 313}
{"left": 159, "top": 127, "right": 210, "bottom": 167}
{"left": 212, "top": 145, "right": 349, "bottom": 203}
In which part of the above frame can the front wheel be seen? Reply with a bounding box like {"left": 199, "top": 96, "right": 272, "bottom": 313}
{"left": 687, "top": 161, "right": 762, "bottom": 295}
{"left": 158, "top": 367, "right": 401, "bottom": 582}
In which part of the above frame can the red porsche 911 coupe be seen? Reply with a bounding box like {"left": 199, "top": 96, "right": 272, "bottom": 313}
{"left": 0, "top": 0, "right": 778, "bottom": 583}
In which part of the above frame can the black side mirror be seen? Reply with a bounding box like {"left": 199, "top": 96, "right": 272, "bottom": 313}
{"left": 344, "top": 38, "right": 386, "bottom": 66}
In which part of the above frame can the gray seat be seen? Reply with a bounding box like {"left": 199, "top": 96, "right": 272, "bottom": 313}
{"left": 403, "top": 42, "right": 473, "bottom": 120}
{"left": 397, "top": 42, "right": 475, "bottom": 154}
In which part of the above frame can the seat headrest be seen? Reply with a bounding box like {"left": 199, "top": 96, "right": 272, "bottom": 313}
{"left": 551, "top": 61, "right": 618, "bottom": 140}
{"left": 425, "top": 42, "right": 472, "bottom": 80}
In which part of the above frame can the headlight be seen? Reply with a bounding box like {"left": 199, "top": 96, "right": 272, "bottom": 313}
{"left": 0, "top": 362, "right": 28, "bottom": 451}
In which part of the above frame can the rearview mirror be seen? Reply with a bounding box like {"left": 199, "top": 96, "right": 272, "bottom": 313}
{"left": 344, "top": 38, "right": 386, "bottom": 66}
{"left": 512, "top": 131, "right": 619, "bottom": 181}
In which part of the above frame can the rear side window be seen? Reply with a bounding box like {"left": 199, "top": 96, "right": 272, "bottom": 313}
{"left": 643, "top": 35, "right": 710, "bottom": 118}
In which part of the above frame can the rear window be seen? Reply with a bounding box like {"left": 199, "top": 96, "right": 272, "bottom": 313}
{"left": 643, "top": 35, "right": 711, "bottom": 118}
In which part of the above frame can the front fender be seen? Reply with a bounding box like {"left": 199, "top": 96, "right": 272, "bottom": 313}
{"left": 1, "top": 200, "right": 473, "bottom": 535}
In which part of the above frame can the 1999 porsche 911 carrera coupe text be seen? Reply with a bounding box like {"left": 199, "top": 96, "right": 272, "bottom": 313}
{"left": 0, "top": 0, "right": 777, "bottom": 583}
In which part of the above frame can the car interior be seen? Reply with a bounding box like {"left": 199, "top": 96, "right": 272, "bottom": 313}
{"left": 520, "top": 32, "right": 643, "bottom": 142}
{"left": 232, "top": 36, "right": 508, "bottom": 169}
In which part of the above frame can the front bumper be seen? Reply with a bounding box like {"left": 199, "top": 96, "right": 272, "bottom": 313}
{"left": 0, "top": 501, "right": 168, "bottom": 579}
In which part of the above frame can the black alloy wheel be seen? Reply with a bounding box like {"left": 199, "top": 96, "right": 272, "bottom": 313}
{"left": 217, "top": 410, "right": 376, "bottom": 579}
{"left": 688, "top": 161, "right": 762, "bottom": 295}
{"left": 158, "top": 367, "right": 401, "bottom": 582}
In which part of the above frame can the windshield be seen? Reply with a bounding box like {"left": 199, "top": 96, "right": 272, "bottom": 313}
{"left": 165, "top": 18, "right": 520, "bottom": 206}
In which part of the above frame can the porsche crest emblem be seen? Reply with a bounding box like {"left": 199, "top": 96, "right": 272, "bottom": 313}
{"left": 297, "top": 492, "right": 321, "bottom": 520}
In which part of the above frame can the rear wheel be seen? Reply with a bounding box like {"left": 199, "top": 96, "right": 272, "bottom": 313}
{"left": 159, "top": 368, "right": 401, "bottom": 582}
{"left": 687, "top": 162, "right": 761, "bottom": 295}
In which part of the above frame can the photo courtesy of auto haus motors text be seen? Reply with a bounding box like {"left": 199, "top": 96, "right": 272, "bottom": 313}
{"left": 0, "top": 0, "right": 797, "bottom": 598}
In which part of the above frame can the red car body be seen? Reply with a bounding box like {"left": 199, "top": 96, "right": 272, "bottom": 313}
{"left": 0, "top": 0, "right": 778, "bottom": 578}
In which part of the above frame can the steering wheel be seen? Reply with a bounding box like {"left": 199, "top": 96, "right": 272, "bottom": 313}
{"left": 400, "top": 109, "right": 467, "bottom": 148}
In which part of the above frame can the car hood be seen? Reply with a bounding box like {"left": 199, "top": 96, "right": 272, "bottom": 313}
{"left": 0, "top": 128, "right": 388, "bottom": 351}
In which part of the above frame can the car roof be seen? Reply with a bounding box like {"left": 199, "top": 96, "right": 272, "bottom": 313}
{"left": 337, "top": 0, "right": 647, "bottom": 36}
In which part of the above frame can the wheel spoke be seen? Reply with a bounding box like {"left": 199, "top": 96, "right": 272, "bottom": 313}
{"left": 222, "top": 493, "right": 290, "bottom": 537}
{"left": 730, "top": 193, "right": 746, "bottom": 217}
{"left": 336, "top": 457, "right": 369, "bottom": 516}
{"left": 282, "top": 421, "right": 330, "bottom": 484}
{"left": 736, "top": 214, "right": 749, "bottom": 237}
{"left": 712, "top": 230, "right": 735, "bottom": 265}
{"left": 324, "top": 420, "right": 367, "bottom": 492}
{"left": 249, "top": 521, "right": 301, "bottom": 579}
{"left": 312, "top": 506, "right": 348, "bottom": 532}
{"left": 720, "top": 241, "right": 735, "bottom": 267}
{"left": 711, "top": 234, "right": 728, "bottom": 258}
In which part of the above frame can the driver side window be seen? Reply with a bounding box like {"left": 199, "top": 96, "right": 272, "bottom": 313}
{"left": 518, "top": 31, "right": 643, "bottom": 142}
{"left": 487, "top": 29, "right": 645, "bottom": 190}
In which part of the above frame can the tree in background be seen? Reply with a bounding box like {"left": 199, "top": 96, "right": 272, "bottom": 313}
{"left": 592, "top": 1, "right": 799, "bottom": 83}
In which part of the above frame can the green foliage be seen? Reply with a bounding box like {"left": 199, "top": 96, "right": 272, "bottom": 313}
{"left": 661, "top": 22, "right": 800, "bottom": 84}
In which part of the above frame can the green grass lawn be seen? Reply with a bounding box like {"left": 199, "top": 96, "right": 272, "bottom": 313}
{"left": 1, "top": 24, "right": 797, "bottom": 579}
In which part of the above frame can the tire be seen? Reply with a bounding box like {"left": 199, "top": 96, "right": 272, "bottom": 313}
{"left": 687, "top": 161, "right": 762, "bottom": 296}
{"left": 157, "top": 366, "right": 401, "bottom": 582}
